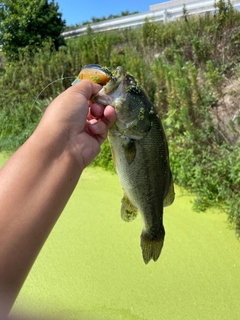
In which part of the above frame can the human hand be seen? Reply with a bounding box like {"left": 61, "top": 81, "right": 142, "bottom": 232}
{"left": 0, "top": 81, "right": 115, "bottom": 315}
{"left": 37, "top": 80, "right": 116, "bottom": 168}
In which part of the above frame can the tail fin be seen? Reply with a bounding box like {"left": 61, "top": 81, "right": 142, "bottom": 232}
{"left": 140, "top": 229, "right": 165, "bottom": 264}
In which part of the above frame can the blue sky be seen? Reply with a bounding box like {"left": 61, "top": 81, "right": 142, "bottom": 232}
{"left": 56, "top": 0, "right": 166, "bottom": 26}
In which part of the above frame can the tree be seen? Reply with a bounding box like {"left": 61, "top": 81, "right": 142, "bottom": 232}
{"left": 0, "top": 0, "right": 66, "bottom": 60}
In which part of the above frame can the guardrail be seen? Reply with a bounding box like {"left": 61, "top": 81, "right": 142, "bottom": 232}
{"left": 61, "top": 0, "right": 240, "bottom": 39}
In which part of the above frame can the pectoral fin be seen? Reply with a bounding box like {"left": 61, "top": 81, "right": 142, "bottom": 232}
{"left": 123, "top": 139, "right": 136, "bottom": 165}
{"left": 163, "top": 173, "right": 175, "bottom": 207}
{"left": 121, "top": 193, "right": 138, "bottom": 222}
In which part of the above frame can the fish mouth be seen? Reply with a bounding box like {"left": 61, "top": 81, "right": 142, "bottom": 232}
{"left": 100, "top": 66, "right": 125, "bottom": 96}
{"left": 72, "top": 64, "right": 126, "bottom": 106}
{"left": 79, "top": 65, "right": 126, "bottom": 106}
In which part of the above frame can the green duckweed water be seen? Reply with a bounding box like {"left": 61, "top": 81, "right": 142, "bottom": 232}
{"left": 0, "top": 154, "right": 239, "bottom": 320}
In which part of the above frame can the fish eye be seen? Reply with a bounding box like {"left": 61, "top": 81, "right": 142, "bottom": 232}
{"left": 129, "top": 86, "right": 139, "bottom": 94}
{"left": 126, "top": 75, "right": 140, "bottom": 94}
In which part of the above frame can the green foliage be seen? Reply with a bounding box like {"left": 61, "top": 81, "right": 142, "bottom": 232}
{"left": 0, "top": 0, "right": 240, "bottom": 235}
{"left": 214, "top": 0, "right": 236, "bottom": 29}
{"left": 0, "top": 100, "right": 42, "bottom": 151}
{"left": 0, "top": 0, "right": 66, "bottom": 61}
{"left": 168, "top": 139, "right": 240, "bottom": 236}
{"left": 205, "top": 60, "right": 225, "bottom": 95}
{"left": 91, "top": 140, "right": 115, "bottom": 172}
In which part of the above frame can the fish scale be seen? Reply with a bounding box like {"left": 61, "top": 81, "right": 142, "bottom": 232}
{"left": 108, "top": 92, "right": 174, "bottom": 264}
{"left": 110, "top": 115, "right": 170, "bottom": 263}
{"left": 77, "top": 64, "right": 175, "bottom": 264}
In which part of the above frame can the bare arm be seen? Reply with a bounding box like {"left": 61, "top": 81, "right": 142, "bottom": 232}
{"left": 0, "top": 80, "right": 116, "bottom": 315}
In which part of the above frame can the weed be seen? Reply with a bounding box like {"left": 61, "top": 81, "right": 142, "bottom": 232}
{"left": 1, "top": 1, "right": 240, "bottom": 234}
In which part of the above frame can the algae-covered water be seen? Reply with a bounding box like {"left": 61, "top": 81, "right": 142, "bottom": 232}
{"left": 0, "top": 154, "right": 239, "bottom": 320}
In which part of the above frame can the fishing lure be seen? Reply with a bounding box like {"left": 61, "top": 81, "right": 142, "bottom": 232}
{"left": 72, "top": 64, "right": 112, "bottom": 86}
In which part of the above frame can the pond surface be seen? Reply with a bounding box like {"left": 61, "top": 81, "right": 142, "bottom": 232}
{"left": 1, "top": 154, "right": 239, "bottom": 320}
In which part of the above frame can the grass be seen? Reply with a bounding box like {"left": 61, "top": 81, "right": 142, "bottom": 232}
{"left": 0, "top": 153, "right": 238, "bottom": 320}
{"left": 1, "top": 3, "right": 240, "bottom": 229}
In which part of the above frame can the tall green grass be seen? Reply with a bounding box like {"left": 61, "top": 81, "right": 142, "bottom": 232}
{"left": 0, "top": 1, "right": 239, "bottom": 234}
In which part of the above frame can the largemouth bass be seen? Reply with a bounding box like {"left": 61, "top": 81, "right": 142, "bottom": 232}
{"left": 76, "top": 64, "right": 175, "bottom": 264}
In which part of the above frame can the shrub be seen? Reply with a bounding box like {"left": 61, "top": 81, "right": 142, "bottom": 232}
{"left": 1, "top": 1, "right": 240, "bottom": 234}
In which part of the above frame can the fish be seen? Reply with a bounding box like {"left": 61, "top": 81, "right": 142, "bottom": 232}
{"left": 76, "top": 64, "right": 175, "bottom": 264}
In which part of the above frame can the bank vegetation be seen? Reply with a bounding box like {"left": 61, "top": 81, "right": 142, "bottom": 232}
{"left": 0, "top": 0, "right": 239, "bottom": 235}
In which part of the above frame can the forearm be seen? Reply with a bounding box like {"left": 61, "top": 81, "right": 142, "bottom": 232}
{"left": 0, "top": 127, "right": 83, "bottom": 313}
{"left": 0, "top": 80, "right": 116, "bottom": 316}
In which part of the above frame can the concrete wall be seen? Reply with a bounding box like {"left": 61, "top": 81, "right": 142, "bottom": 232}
{"left": 150, "top": 0, "right": 200, "bottom": 11}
